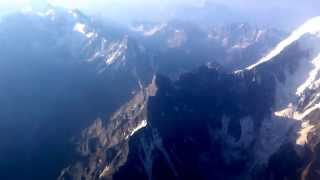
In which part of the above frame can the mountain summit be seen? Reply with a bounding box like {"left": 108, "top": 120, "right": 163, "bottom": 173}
{"left": 2, "top": 7, "right": 320, "bottom": 180}
{"left": 247, "top": 16, "right": 320, "bottom": 70}
{"left": 96, "top": 16, "right": 320, "bottom": 180}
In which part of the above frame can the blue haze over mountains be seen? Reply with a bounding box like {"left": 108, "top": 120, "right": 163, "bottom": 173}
{"left": 1, "top": 1, "right": 320, "bottom": 180}
{"left": 1, "top": 0, "right": 320, "bottom": 29}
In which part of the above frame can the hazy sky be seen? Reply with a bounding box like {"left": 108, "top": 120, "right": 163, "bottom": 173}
{"left": 0, "top": 0, "right": 319, "bottom": 30}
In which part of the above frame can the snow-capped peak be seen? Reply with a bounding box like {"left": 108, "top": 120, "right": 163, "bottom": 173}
{"left": 73, "top": 23, "right": 86, "bottom": 34}
{"left": 128, "top": 119, "right": 147, "bottom": 137}
{"left": 73, "top": 22, "right": 96, "bottom": 38}
{"left": 246, "top": 16, "right": 320, "bottom": 70}
{"left": 130, "top": 23, "right": 167, "bottom": 37}
{"left": 296, "top": 53, "right": 320, "bottom": 95}
{"left": 105, "top": 37, "right": 128, "bottom": 65}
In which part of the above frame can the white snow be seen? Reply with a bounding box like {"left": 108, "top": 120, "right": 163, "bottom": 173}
{"left": 73, "top": 23, "right": 86, "bottom": 34}
{"left": 130, "top": 23, "right": 166, "bottom": 36}
{"left": 99, "top": 165, "right": 113, "bottom": 178}
{"left": 299, "top": 103, "right": 320, "bottom": 120}
{"left": 296, "top": 121, "right": 314, "bottom": 145}
{"left": 255, "top": 30, "right": 265, "bottom": 41}
{"left": 296, "top": 53, "right": 320, "bottom": 95}
{"left": 31, "top": 8, "right": 56, "bottom": 21}
{"left": 105, "top": 49, "right": 122, "bottom": 65}
{"left": 129, "top": 120, "right": 147, "bottom": 137}
{"left": 231, "top": 42, "right": 251, "bottom": 49}
{"left": 274, "top": 102, "right": 320, "bottom": 121}
{"left": 73, "top": 22, "right": 96, "bottom": 38}
{"left": 143, "top": 24, "right": 166, "bottom": 36}
{"left": 130, "top": 24, "right": 144, "bottom": 32}
{"left": 86, "top": 32, "right": 95, "bottom": 38}
{"left": 274, "top": 102, "right": 319, "bottom": 145}
{"left": 105, "top": 40, "right": 127, "bottom": 65}
{"left": 274, "top": 103, "right": 298, "bottom": 119}
{"left": 247, "top": 16, "right": 320, "bottom": 70}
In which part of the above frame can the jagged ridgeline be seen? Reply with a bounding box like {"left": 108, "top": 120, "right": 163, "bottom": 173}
{"left": 3, "top": 5, "right": 320, "bottom": 180}
{"left": 66, "top": 17, "right": 320, "bottom": 180}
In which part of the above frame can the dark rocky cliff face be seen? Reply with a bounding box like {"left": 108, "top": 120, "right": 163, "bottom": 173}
{"left": 0, "top": 9, "right": 153, "bottom": 180}
{"left": 4, "top": 7, "right": 320, "bottom": 180}
{"left": 112, "top": 66, "right": 277, "bottom": 179}
{"left": 112, "top": 36, "right": 320, "bottom": 180}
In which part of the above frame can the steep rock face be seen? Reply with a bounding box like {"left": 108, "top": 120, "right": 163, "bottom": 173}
{"left": 0, "top": 8, "right": 283, "bottom": 180}
{"left": 234, "top": 16, "right": 320, "bottom": 180}
{"left": 112, "top": 17, "right": 320, "bottom": 180}
{"left": 258, "top": 18, "right": 320, "bottom": 180}
{"left": 58, "top": 78, "right": 157, "bottom": 180}
{"left": 0, "top": 7, "right": 311, "bottom": 180}
{"left": 113, "top": 64, "right": 298, "bottom": 179}
{"left": 0, "top": 8, "right": 153, "bottom": 180}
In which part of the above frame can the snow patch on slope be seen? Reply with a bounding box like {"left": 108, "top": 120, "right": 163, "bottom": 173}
{"left": 273, "top": 101, "right": 320, "bottom": 145}
{"left": 105, "top": 38, "right": 128, "bottom": 65}
{"left": 130, "top": 119, "right": 148, "bottom": 137}
{"left": 73, "top": 22, "right": 96, "bottom": 38}
{"left": 296, "top": 53, "right": 320, "bottom": 95}
{"left": 22, "top": 7, "right": 57, "bottom": 21}
{"left": 144, "top": 24, "right": 167, "bottom": 36}
{"left": 247, "top": 16, "right": 320, "bottom": 70}
{"left": 296, "top": 121, "right": 314, "bottom": 145}
{"left": 74, "top": 23, "right": 86, "bottom": 34}
{"left": 131, "top": 23, "right": 167, "bottom": 36}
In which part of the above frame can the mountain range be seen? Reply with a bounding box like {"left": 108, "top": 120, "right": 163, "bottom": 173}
{"left": 1, "top": 6, "right": 320, "bottom": 180}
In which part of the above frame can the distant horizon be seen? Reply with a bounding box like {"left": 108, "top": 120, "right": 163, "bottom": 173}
{"left": 1, "top": 1, "right": 320, "bottom": 180}
{"left": 0, "top": 0, "right": 319, "bottom": 30}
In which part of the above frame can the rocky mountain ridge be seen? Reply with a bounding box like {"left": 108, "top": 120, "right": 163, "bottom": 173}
{"left": 98, "top": 17, "right": 320, "bottom": 180}
{"left": 0, "top": 7, "right": 303, "bottom": 180}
